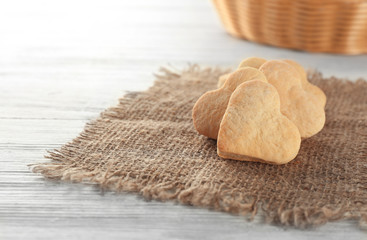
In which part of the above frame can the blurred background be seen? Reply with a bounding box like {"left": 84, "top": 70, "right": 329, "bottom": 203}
{"left": 1, "top": 0, "right": 366, "bottom": 83}
{"left": 2, "top": 0, "right": 366, "bottom": 113}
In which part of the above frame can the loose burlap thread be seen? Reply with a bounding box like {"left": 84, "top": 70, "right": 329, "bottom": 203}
{"left": 33, "top": 66, "right": 367, "bottom": 228}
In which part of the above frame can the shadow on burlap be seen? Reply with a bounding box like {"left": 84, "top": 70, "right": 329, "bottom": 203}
{"left": 33, "top": 65, "right": 367, "bottom": 228}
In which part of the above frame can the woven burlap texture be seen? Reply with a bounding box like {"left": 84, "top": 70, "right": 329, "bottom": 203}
{"left": 33, "top": 66, "right": 367, "bottom": 228}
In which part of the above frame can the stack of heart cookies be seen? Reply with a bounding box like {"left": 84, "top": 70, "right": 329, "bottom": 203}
{"left": 192, "top": 58, "right": 326, "bottom": 165}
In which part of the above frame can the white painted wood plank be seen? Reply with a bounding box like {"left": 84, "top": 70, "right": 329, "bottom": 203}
{"left": 0, "top": 150, "right": 364, "bottom": 240}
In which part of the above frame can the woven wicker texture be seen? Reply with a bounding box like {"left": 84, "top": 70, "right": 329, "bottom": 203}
{"left": 212, "top": 0, "right": 367, "bottom": 54}
{"left": 33, "top": 66, "right": 367, "bottom": 228}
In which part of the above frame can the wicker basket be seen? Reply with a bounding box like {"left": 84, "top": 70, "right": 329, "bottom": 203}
{"left": 212, "top": 0, "right": 367, "bottom": 54}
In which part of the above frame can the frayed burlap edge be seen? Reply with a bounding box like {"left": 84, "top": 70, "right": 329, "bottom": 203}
{"left": 31, "top": 65, "right": 367, "bottom": 229}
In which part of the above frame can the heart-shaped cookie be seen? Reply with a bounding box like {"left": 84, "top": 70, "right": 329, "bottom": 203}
{"left": 283, "top": 59, "right": 327, "bottom": 107}
{"left": 259, "top": 60, "right": 325, "bottom": 138}
{"left": 217, "top": 73, "right": 230, "bottom": 88}
{"left": 217, "top": 80, "right": 301, "bottom": 164}
{"left": 238, "top": 57, "right": 267, "bottom": 69}
{"left": 217, "top": 57, "right": 267, "bottom": 88}
{"left": 193, "top": 67, "right": 267, "bottom": 139}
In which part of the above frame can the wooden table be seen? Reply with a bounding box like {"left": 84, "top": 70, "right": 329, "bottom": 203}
{"left": 1, "top": 0, "right": 366, "bottom": 239}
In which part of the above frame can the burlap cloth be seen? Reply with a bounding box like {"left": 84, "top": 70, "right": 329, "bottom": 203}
{"left": 33, "top": 66, "right": 367, "bottom": 228}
